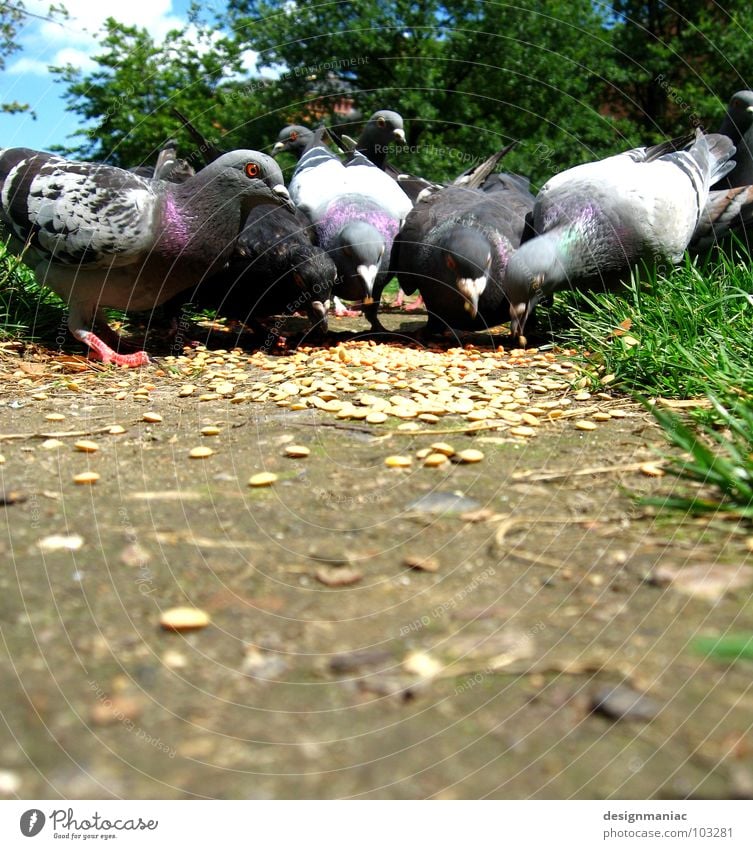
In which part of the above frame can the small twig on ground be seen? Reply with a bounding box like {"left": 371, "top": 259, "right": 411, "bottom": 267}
{"left": 512, "top": 460, "right": 667, "bottom": 483}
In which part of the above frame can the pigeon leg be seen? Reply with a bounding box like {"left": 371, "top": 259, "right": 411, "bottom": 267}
{"left": 362, "top": 302, "right": 387, "bottom": 333}
{"left": 404, "top": 293, "right": 425, "bottom": 311}
{"left": 332, "top": 296, "right": 363, "bottom": 317}
{"left": 68, "top": 306, "right": 150, "bottom": 367}
{"left": 393, "top": 288, "right": 405, "bottom": 308}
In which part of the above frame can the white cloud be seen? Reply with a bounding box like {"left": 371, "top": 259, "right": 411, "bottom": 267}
{"left": 7, "top": 56, "right": 50, "bottom": 75}
{"left": 50, "top": 47, "right": 98, "bottom": 73}
{"left": 9, "top": 0, "right": 187, "bottom": 76}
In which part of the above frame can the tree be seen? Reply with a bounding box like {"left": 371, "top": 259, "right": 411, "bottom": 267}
{"left": 59, "top": 0, "right": 753, "bottom": 181}
{"left": 609, "top": 1, "right": 753, "bottom": 138}
{"left": 226, "top": 0, "right": 623, "bottom": 182}
{"left": 54, "top": 18, "right": 241, "bottom": 165}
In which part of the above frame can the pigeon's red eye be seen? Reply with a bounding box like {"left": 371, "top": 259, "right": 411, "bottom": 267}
{"left": 293, "top": 272, "right": 304, "bottom": 287}
{"left": 446, "top": 254, "right": 456, "bottom": 270}
{"left": 245, "top": 162, "right": 260, "bottom": 178}
{"left": 290, "top": 131, "right": 298, "bottom": 141}
{"left": 377, "top": 117, "right": 386, "bottom": 128}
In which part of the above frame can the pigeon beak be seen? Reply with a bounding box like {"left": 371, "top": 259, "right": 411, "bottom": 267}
{"left": 457, "top": 275, "right": 486, "bottom": 320}
{"left": 747, "top": 106, "right": 753, "bottom": 114}
{"left": 393, "top": 128, "right": 406, "bottom": 144}
{"left": 356, "top": 264, "right": 379, "bottom": 299}
{"left": 272, "top": 141, "right": 285, "bottom": 155}
{"left": 510, "top": 301, "right": 530, "bottom": 339}
{"left": 272, "top": 184, "right": 295, "bottom": 213}
{"left": 307, "top": 300, "right": 329, "bottom": 331}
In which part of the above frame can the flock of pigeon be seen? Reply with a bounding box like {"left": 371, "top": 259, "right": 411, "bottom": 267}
{"left": 1, "top": 92, "right": 753, "bottom": 368}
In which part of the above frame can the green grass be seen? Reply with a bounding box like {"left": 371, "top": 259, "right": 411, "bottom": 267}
{"left": 556, "top": 253, "right": 753, "bottom": 400}
{"left": 693, "top": 634, "right": 753, "bottom": 661}
{"left": 0, "top": 240, "right": 67, "bottom": 342}
{"left": 552, "top": 250, "right": 753, "bottom": 519}
{"left": 646, "top": 395, "right": 753, "bottom": 517}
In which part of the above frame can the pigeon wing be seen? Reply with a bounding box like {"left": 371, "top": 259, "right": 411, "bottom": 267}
{"left": 0, "top": 149, "right": 158, "bottom": 266}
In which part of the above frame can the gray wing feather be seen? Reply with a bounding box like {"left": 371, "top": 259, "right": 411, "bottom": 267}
{"left": 0, "top": 150, "right": 158, "bottom": 266}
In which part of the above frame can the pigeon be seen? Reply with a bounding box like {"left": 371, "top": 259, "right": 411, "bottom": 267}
{"left": 691, "top": 91, "right": 753, "bottom": 253}
{"left": 335, "top": 109, "right": 406, "bottom": 171}
{"left": 128, "top": 139, "right": 195, "bottom": 183}
{"left": 329, "top": 110, "right": 435, "bottom": 206}
{"left": 162, "top": 113, "right": 335, "bottom": 337}
{"left": 289, "top": 129, "right": 413, "bottom": 330}
{"left": 179, "top": 202, "right": 337, "bottom": 338}
{"left": 272, "top": 125, "right": 315, "bottom": 160}
{"left": 503, "top": 130, "right": 736, "bottom": 337}
{"left": 0, "top": 147, "right": 292, "bottom": 366}
{"left": 715, "top": 91, "right": 753, "bottom": 188}
{"left": 391, "top": 152, "right": 535, "bottom": 334}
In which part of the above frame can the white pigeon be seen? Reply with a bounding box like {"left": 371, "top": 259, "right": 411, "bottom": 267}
{"left": 289, "top": 129, "right": 412, "bottom": 330}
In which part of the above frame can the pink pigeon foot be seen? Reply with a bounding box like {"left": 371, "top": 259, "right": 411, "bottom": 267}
{"left": 74, "top": 329, "right": 151, "bottom": 367}
{"left": 404, "top": 294, "right": 425, "bottom": 311}
{"left": 333, "top": 296, "right": 362, "bottom": 318}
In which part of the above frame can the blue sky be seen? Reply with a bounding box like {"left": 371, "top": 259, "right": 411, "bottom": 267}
{"left": 0, "top": 0, "right": 233, "bottom": 152}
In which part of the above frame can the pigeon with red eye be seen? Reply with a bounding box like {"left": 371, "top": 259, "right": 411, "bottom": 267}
{"left": 0, "top": 147, "right": 292, "bottom": 366}
{"left": 182, "top": 201, "right": 336, "bottom": 336}
{"left": 391, "top": 160, "right": 535, "bottom": 335}
{"left": 289, "top": 128, "right": 412, "bottom": 330}
{"left": 504, "top": 130, "right": 736, "bottom": 338}
{"left": 273, "top": 125, "right": 315, "bottom": 161}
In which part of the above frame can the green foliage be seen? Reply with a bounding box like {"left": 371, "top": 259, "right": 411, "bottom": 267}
{"left": 693, "top": 634, "right": 753, "bottom": 661}
{"left": 54, "top": 1, "right": 753, "bottom": 177}
{"left": 609, "top": 1, "right": 753, "bottom": 139}
{"left": 55, "top": 1, "right": 626, "bottom": 180}
{"left": 0, "top": 241, "right": 66, "bottom": 342}
{"left": 646, "top": 396, "right": 753, "bottom": 517}
{"left": 53, "top": 18, "right": 243, "bottom": 165}
{"left": 560, "top": 255, "right": 753, "bottom": 400}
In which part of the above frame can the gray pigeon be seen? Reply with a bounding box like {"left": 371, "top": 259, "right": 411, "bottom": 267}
{"left": 272, "top": 125, "right": 315, "bottom": 160}
{"left": 151, "top": 139, "right": 196, "bottom": 183}
{"left": 128, "top": 139, "right": 195, "bottom": 183}
{"left": 693, "top": 91, "right": 753, "bottom": 252}
{"left": 180, "top": 202, "right": 337, "bottom": 338}
{"left": 0, "top": 147, "right": 291, "bottom": 366}
{"left": 691, "top": 183, "right": 753, "bottom": 252}
{"left": 346, "top": 109, "right": 406, "bottom": 170}
{"left": 503, "top": 130, "right": 736, "bottom": 337}
{"left": 289, "top": 130, "right": 412, "bottom": 330}
{"left": 715, "top": 91, "right": 753, "bottom": 188}
{"left": 391, "top": 155, "right": 535, "bottom": 333}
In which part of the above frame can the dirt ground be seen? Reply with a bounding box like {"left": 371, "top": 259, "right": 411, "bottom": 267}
{"left": 1, "top": 308, "right": 752, "bottom": 800}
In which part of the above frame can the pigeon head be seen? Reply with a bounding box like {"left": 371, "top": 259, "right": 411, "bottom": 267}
{"left": 272, "top": 125, "right": 313, "bottom": 159}
{"left": 333, "top": 221, "right": 386, "bottom": 302}
{"left": 720, "top": 91, "right": 753, "bottom": 142}
{"left": 439, "top": 227, "right": 492, "bottom": 319}
{"left": 359, "top": 110, "right": 406, "bottom": 168}
{"left": 290, "top": 247, "right": 337, "bottom": 331}
{"left": 367, "top": 110, "right": 406, "bottom": 144}
{"left": 192, "top": 149, "right": 292, "bottom": 214}
{"left": 504, "top": 233, "right": 570, "bottom": 336}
